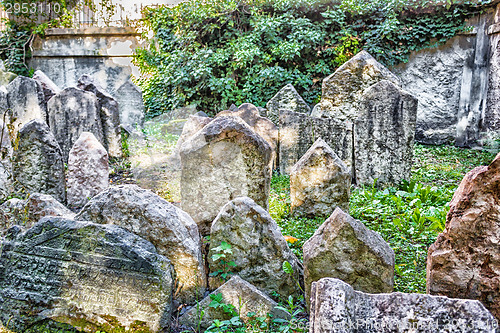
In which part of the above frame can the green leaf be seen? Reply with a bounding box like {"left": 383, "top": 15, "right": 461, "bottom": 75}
{"left": 282, "top": 261, "right": 293, "bottom": 275}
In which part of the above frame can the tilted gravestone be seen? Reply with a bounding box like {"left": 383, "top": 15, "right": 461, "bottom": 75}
{"left": 427, "top": 153, "right": 500, "bottom": 321}
{"left": 266, "top": 84, "right": 310, "bottom": 125}
{"left": 180, "top": 116, "right": 272, "bottom": 234}
{"left": 309, "top": 278, "right": 498, "bottom": 333}
{"left": 303, "top": 208, "right": 395, "bottom": 309}
{"left": 311, "top": 50, "right": 400, "bottom": 121}
{"left": 77, "top": 74, "right": 122, "bottom": 158}
{"left": 32, "top": 70, "right": 61, "bottom": 104}
{"left": 179, "top": 276, "right": 289, "bottom": 331}
{"left": 47, "top": 87, "right": 104, "bottom": 162}
{"left": 0, "top": 193, "right": 74, "bottom": 233}
{"left": 216, "top": 103, "right": 278, "bottom": 170}
{"left": 75, "top": 184, "right": 206, "bottom": 304}
{"left": 67, "top": 132, "right": 109, "bottom": 208}
{"left": 208, "top": 197, "right": 303, "bottom": 298}
{"left": 354, "top": 80, "right": 418, "bottom": 186}
{"left": 290, "top": 139, "right": 351, "bottom": 218}
{"left": 279, "top": 110, "right": 352, "bottom": 175}
{"left": 12, "top": 119, "right": 66, "bottom": 203}
{"left": 5, "top": 76, "right": 47, "bottom": 136}
{"left": 0, "top": 120, "right": 12, "bottom": 200}
{"left": 115, "top": 80, "right": 145, "bottom": 129}
{"left": 0, "top": 217, "right": 174, "bottom": 332}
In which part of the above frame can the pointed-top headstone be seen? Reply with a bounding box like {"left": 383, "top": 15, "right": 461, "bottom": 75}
{"left": 6, "top": 76, "right": 47, "bottom": 135}
{"left": 12, "top": 119, "right": 66, "bottom": 203}
{"left": 77, "top": 74, "right": 122, "bottom": 158}
{"left": 290, "top": 138, "right": 350, "bottom": 217}
{"left": 303, "top": 208, "right": 395, "bottom": 308}
{"left": 180, "top": 116, "right": 271, "bottom": 234}
{"left": 47, "top": 87, "right": 104, "bottom": 162}
{"left": 67, "top": 132, "right": 109, "bottom": 208}
{"left": 266, "top": 84, "right": 310, "bottom": 125}
{"left": 311, "top": 50, "right": 400, "bottom": 121}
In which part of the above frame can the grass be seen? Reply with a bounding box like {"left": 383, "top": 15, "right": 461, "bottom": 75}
{"left": 270, "top": 144, "right": 496, "bottom": 294}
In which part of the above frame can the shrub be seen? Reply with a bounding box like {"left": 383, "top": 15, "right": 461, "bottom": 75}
{"left": 134, "top": 0, "right": 490, "bottom": 117}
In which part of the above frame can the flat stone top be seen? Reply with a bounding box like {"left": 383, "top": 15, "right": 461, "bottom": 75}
{"left": 44, "top": 27, "right": 140, "bottom": 36}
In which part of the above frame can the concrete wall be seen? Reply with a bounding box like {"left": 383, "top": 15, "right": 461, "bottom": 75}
{"left": 393, "top": 5, "right": 500, "bottom": 147}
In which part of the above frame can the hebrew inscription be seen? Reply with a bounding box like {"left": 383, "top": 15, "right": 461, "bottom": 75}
{"left": 0, "top": 217, "right": 173, "bottom": 332}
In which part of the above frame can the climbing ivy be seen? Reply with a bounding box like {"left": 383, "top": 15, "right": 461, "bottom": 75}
{"left": 134, "top": 0, "right": 491, "bottom": 117}
{"left": 0, "top": 0, "right": 103, "bottom": 76}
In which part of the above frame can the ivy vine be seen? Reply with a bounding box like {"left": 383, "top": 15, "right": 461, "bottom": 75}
{"left": 134, "top": 0, "right": 492, "bottom": 118}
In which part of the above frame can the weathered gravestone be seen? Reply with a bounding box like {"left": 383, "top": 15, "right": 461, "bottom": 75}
{"left": 0, "top": 217, "right": 174, "bottom": 332}
{"left": 427, "top": 153, "right": 500, "bottom": 321}
{"left": 77, "top": 74, "right": 122, "bottom": 158}
{"left": 75, "top": 184, "right": 206, "bottom": 304}
{"left": 32, "top": 70, "right": 61, "bottom": 104}
{"left": 179, "top": 276, "right": 289, "bottom": 331}
{"left": 309, "top": 278, "right": 498, "bottom": 333}
{"left": 290, "top": 138, "right": 351, "bottom": 218}
{"left": 180, "top": 116, "right": 271, "bottom": 234}
{"left": 303, "top": 208, "right": 395, "bottom": 309}
{"left": 354, "top": 80, "right": 418, "bottom": 186}
{"left": 0, "top": 193, "right": 74, "bottom": 233}
{"left": 67, "top": 132, "right": 109, "bottom": 208}
{"left": 311, "top": 50, "right": 400, "bottom": 121}
{"left": 208, "top": 197, "right": 303, "bottom": 298}
{"left": 279, "top": 110, "right": 352, "bottom": 175}
{"left": 266, "top": 84, "right": 310, "bottom": 124}
{"left": 0, "top": 120, "right": 12, "bottom": 200}
{"left": 48, "top": 87, "right": 104, "bottom": 162}
{"left": 115, "top": 80, "right": 145, "bottom": 128}
{"left": 216, "top": 103, "right": 279, "bottom": 170}
{"left": 0, "top": 60, "right": 17, "bottom": 86}
{"left": 6, "top": 76, "right": 47, "bottom": 136}
{"left": 12, "top": 119, "right": 66, "bottom": 203}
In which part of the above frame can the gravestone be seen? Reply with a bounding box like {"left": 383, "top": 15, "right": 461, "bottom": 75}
{"left": 115, "top": 80, "right": 145, "bottom": 128}
{"left": 0, "top": 61, "right": 17, "bottom": 86}
{"left": 47, "top": 87, "right": 104, "bottom": 162}
{"left": 0, "top": 217, "right": 174, "bottom": 332}
{"left": 311, "top": 50, "right": 400, "bottom": 121}
{"left": 75, "top": 184, "right": 206, "bottom": 304}
{"left": 67, "top": 132, "right": 109, "bottom": 208}
{"left": 12, "top": 120, "right": 66, "bottom": 203}
{"left": 309, "top": 278, "right": 498, "bottom": 333}
{"left": 77, "top": 74, "right": 122, "bottom": 158}
{"left": 0, "top": 193, "right": 74, "bottom": 233}
{"left": 208, "top": 197, "right": 302, "bottom": 298}
{"left": 32, "top": 70, "right": 61, "bottom": 104}
{"left": 0, "top": 120, "right": 12, "bottom": 200}
{"left": 279, "top": 110, "right": 352, "bottom": 175}
{"left": 303, "top": 208, "right": 395, "bottom": 308}
{"left": 427, "top": 153, "right": 500, "bottom": 321}
{"left": 354, "top": 80, "right": 418, "bottom": 186}
{"left": 216, "top": 103, "right": 279, "bottom": 170}
{"left": 266, "top": 84, "right": 310, "bottom": 124}
{"left": 179, "top": 276, "right": 288, "bottom": 331}
{"left": 180, "top": 116, "right": 272, "bottom": 234}
{"left": 6, "top": 76, "right": 47, "bottom": 135}
{"left": 290, "top": 139, "right": 350, "bottom": 217}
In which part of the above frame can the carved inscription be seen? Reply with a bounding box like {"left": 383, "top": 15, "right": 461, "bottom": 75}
{"left": 0, "top": 218, "right": 173, "bottom": 332}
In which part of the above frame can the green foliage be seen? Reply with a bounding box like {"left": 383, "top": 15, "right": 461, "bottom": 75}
{"left": 209, "top": 241, "right": 237, "bottom": 282}
{"left": 271, "top": 144, "right": 495, "bottom": 294}
{"left": 0, "top": 23, "right": 31, "bottom": 76}
{"left": 206, "top": 293, "right": 245, "bottom": 333}
{"left": 135, "top": 0, "right": 490, "bottom": 117}
{"left": 272, "top": 296, "right": 307, "bottom": 333}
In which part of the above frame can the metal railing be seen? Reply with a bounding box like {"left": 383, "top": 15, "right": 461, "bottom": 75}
{"left": 0, "top": 0, "right": 183, "bottom": 30}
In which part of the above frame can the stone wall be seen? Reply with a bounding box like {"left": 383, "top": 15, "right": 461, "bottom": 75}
{"left": 393, "top": 5, "right": 500, "bottom": 147}
{"left": 29, "top": 27, "right": 145, "bottom": 128}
